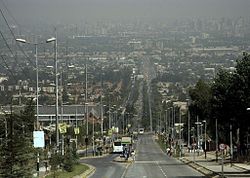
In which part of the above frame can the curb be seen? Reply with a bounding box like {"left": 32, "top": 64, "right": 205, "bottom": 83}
{"left": 231, "top": 163, "right": 249, "bottom": 172}
{"left": 80, "top": 153, "right": 110, "bottom": 159}
{"left": 113, "top": 156, "right": 134, "bottom": 163}
{"left": 180, "top": 157, "right": 220, "bottom": 178}
{"left": 73, "top": 163, "right": 96, "bottom": 178}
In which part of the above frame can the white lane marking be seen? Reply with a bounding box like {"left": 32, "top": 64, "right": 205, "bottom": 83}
{"left": 121, "top": 162, "right": 132, "bottom": 178}
{"left": 156, "top": 161, "right": 168, "bottom": 178}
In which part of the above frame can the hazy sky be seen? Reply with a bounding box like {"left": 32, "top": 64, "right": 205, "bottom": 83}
{"left": 3, "top": 0, "right": 250, "bottom": 24}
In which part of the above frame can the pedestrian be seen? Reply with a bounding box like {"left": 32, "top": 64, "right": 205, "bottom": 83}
{"left": 166, "top": 147, "right": 170, "bottom": 155}
{"left": 170, "top": 148, "right": 173, "bottom": 156}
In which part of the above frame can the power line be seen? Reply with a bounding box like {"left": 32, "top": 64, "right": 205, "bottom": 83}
{"left": 0, "top": 7, "right": 35, "bottom": 68}
{"left": 0, "top": 0, "right": 20, "bottom": 32}
{"left": 0, "top": 29, "right": 14, "bottom": 55}
{"left": 0, "top": 55, "right": 18, "bottom": 82}
{"left": 0, "top": 29, "right": 32, "bottom": 80}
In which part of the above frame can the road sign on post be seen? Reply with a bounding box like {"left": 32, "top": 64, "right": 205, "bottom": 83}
{"left": 219, "top": 143, "right": 225, "bottom": 151}
{"left": 33, "top": 131, "right": 45, "bottom": 148}
{"left": 219, "top": 143, "right": 225, "bottom": 176}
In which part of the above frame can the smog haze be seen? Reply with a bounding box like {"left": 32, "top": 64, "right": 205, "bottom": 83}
{"left": 5, "top": 0, "right": 250, "bottom": 25}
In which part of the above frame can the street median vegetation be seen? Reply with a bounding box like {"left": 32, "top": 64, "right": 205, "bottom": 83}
{"left": 45, "top": 163, "right": 89, "bottom": 178}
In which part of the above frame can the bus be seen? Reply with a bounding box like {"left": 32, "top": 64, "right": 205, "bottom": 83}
{"left": 139, "top": 128, "right": 144, "bottom": 134}
{"left": 112, "top": 140, "right": 123, "bottom": 153}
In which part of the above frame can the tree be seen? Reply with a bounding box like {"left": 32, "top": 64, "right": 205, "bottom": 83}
{"left": 189, "top": 79, "right": 212, "bottom": 122}
{"left": 210, "top": 69, "right": 234, "bottom": 143}
{"left": 210, "top": 53, "right": 250, "bottom": 147}
{"left": 0, "top": 101, "right": 35, "bottom": 178}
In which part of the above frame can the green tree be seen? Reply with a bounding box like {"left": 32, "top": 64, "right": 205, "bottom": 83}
{"left": 0, "top": 101, "right": 35, "bottom": 178}
{"left": 211, "top": 53, "right": 250, "bottom": 144}
{"left": 210, "top": 69, "right": 234, "bottom": 142}
{"left": 189, "top": 79, "right": 212, "bottom": 122}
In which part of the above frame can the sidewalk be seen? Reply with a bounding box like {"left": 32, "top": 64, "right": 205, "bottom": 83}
{"left": 180, "top": 151, "right": 250, "bottom": 178}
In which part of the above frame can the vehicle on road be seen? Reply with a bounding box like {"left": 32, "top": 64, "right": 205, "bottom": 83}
{"left": 112, "top": 140, "right": 123, "bottom": 153}
{"left": 139, "top": 128, "right": 144, "bottom": 134}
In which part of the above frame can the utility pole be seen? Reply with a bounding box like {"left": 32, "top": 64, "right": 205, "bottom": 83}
{"left": 35, "top": 43, "right": 39, "bottom": 130}
{"left": 122, "top": 111, "right": 125, "bottom": 135}
{"left": 92, "top": 116, "right": 95, "bottom": 156}
{"left": 148, "top": 86, "right": 153, "bottom": 132}
{"left": 85, "top": 57, "right": 88, "bottom": 136}
{"left": 203, "top": 120, "right": 207, "bottom": 159}
{"left": 230, "top": 124, "right": 233, "bottom": 164}
{"left": 60, "top": 71, "right": 65, "bottom": 155}
{"left": 187, "top": 99, "right": 190, "bottom": 149}
{"left": 54, "top": 30, "right": 59, "bottom": 150}
{"left": 216, "top": 118, "right": 218, "bottom": 162}
{"left": 108, "top": 107, "right": 111, "bottom": 130}
{"left": 100, "top": 69, "right": 104, "bottom": 136}
{"left": 171, "top": 107, "right": 174, "bottom": 141}
{"left": 179, "top": 108, "right": 182, "bottom": 158}
{"left": 75, "top": 107, "right": 78, "bottom": 150}
{"left": 173, "top": 107, "right": 175, "bottom": 140}
{"left": 101, "top": 99, "right": 103, "bottom": 136}
{"left": 165, "top": 110, "right": 168, "bottom": 135}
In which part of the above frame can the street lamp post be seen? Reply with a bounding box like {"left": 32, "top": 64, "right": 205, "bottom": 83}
{"left": 46, "top": 37, "right": 59, "bottom": 149}
{"left": 165, "top": 109, "right": 169, "bottom": 138}
{"left": 186, "top": 99, "right": 191, "bottom": 149}
{"left": 122, "top": 110, "right": 125, "bottom": 135}
{"left": 16, "top": 38, "right": 53, "bottom": 130}
{"left": 216, "top": 118, "right": 218, "bottom": 162}
{"left": 191, "top": 127, "right": 196, "bottom": 162}
{"left": 203, "top": 120, "right": 207, "bottom": 159}
{"left": 195, "top": 118, "right": 201, "bottom": 156}
{"left": 35, "top": 43, "right": 38, "bottom": 129}
{"left": 100, "top": 68, "right": 104, "bottom": 136}
{"left": 100, "top": 98, "right": 103, "bottom": 136}
{"left": 16, "top": 37, "right": 55, "bottom": 176}
{"left": 108, "top": 109, "right": 111, "bottom": 130}
{"left": 170, "top": 107, "right": 174, "bottom": 142}
{"left": 168, "top": 108, "right": 171, "bottom": 138}
{"left": 92, "top": 116, "right": 95, "bottom": 156}
{"left": 85, "top": 103, "right": 89, "bottom": 136}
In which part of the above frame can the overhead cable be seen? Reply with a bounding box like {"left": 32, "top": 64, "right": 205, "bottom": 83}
{"left": 0, "top": 7, "right": 35, "bottom": 68}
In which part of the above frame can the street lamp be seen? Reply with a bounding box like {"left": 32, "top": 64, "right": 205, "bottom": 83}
{"left": 165, "top": 109, "right": 168, "bottom": 135}
{"left": 46, "top": 36, "right": 59, "bottom": 149}
{"left": 186, "top": 99, "right": 191, "bottom": 149}
{"left": 16, "top": 38, "right": 54, "bottom": 130}
{"left": 16, "top": 37, "right": 55, "bottom": 176}
{"left": 92, "top": 114, "right": 95, "bottom": 156}
{"left": 85, "top": 102, "right": 89, "bottom": 136}
{"left": 203, "top": 120, "right": 207, "bottom": 159}
{"left": 100, "top": 98, "right": 104, "bottom": 136}
{"left": 195, "top": 120, "right": 202, "bottom": 155}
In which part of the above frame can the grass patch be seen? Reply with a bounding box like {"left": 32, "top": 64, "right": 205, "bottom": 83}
{"left": 45, "top": 163, "right": 89, "bottom": 178}
{"left": 156, "top": 138, "right": 167, "bottom": 153}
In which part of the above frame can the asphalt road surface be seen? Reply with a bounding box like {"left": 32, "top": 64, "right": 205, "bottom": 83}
{"left": 81, "top": 133, "right": 206, "bottom": 178}
{"left": 124, "top": 133, "right": 206, "bottom": 178}
{"left": 80, "top": 153, "right": 128, "bottom": 178}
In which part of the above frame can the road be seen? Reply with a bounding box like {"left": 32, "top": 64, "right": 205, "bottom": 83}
{"left": 81, "top": 133, "right": 206, "bottom": 178}
{"left": 124, "top": 133, "right": 206, "bottom": 178}
{"left": 80, "top": 153, "right": 128, "bottom": 178}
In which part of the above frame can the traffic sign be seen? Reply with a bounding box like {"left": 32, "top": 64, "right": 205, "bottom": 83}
{"left": 219, "top": 143, "right": 225, "bottom": 150}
